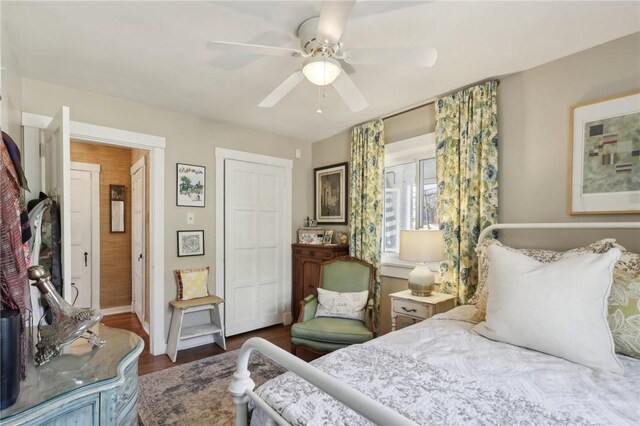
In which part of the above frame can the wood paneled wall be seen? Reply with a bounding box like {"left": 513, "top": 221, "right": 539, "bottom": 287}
{"left": 71, "top": 140, "right": 132, "bottom": 308}
{"left": 131, "top": 148, "right": 150, "bottom": 323}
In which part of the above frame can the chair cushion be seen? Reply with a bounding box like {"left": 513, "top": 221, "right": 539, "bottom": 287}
{"left": 291, "top": 317, "right": 373, "bottom": 344}
{"left": 174, "top": 267, "right": 210, "bottom": 300}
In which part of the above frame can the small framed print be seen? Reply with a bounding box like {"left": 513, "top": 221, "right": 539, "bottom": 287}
{"left": 322, "top": 230, "right": 334, "bottom": 244}
{"left": 177, "top": 230, "right": 205, "bottom": 257}
{"left": 297, "top": 228, "right": 325, "bottom": 244}
{"left": 177, "top": 163, "right": 205, "bottom": 207}
{"left": 314, "top": 162, "right": 348, "bottom": 224}
{"left": 569, "top": 90, "right": 640, "bottom": 214}
{"left": 110, "top": 185, "right": 125, "bottom": 233}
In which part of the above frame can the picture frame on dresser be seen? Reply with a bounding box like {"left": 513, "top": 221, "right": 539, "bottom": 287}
{"left": 569, "top": 90, "right": 640, "bottom": 215}
{"left": 314, "top": 162, "right": 348, "bottom": 224}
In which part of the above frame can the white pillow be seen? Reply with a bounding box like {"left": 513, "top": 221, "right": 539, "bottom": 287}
{"left": 473, "top": 245, "right": 622, "bottom": 373}
{"left": 315, "top": 288, "right": 369, "bottom": 322}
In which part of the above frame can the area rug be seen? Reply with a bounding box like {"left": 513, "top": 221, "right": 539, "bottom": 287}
{"left": 138, "top": 350, "right": 286, "bottom": 426}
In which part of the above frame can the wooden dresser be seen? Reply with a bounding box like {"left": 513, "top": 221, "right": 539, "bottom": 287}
{"left": 292, "top": 243, "right": 349, "bottom": 320}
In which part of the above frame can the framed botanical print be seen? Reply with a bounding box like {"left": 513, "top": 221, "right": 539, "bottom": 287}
{"left": 569, "top": 90, "right": 640, "bottom": 214}
{"left": 314, "top": 162, "right": 348, "bottom": 224}
{"left": 177, "top": 163, "right": 205, "bottom": 207}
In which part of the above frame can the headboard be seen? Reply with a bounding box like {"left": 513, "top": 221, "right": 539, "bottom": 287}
{"left": 478, "top": 222, "right": 640, "bottom": 248}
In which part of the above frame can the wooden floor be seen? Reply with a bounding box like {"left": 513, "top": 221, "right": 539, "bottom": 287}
{"left": 102, "top": 313, "right": 319, "bottom": 375}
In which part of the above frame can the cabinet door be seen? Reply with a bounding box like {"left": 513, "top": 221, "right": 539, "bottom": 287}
{"left": 301, "top": 257, "right": 323, "bottom": 299}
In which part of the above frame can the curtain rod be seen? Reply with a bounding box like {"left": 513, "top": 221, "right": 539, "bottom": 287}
{"left": 381, "top": 78, "right": 501, "bottom": 121}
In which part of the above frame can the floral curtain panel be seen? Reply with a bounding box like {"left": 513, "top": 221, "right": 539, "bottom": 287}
{"left": 435, "top": 80, "right": 499, "bottom": 303}
{"left": 349, "top": 119, "right": 384, "bottom": 331}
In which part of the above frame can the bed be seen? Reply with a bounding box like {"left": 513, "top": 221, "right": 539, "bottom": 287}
{"left": 229, "top": 223, "right": 640, "bottom": 426}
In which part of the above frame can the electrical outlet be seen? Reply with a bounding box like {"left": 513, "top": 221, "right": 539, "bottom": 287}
{"left": 187, "top": 212, "right": 194, "bottom": 224}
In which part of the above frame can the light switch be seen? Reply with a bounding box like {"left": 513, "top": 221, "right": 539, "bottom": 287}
{"left": 187, "top": 212, "right": 194, "bottom": 224}
{"left": 295, "top": 149, "right": 301, "bottom": 159}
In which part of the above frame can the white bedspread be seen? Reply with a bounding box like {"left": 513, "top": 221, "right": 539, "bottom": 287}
{"left": 250, "top": 306, "right": 640, "bottom": 425}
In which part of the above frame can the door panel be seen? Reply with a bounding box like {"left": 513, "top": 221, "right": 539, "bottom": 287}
{"left": 225, "top": 159, "right": 285, "bottom": 336}
{"left": 43, "top": 106, "right": 71, "bottom": 299}
{"left": 132, "top": 163, "right": 145, "bottom": 324}
{"left": 70, "top": 169, "right": 93, "bottom": 307}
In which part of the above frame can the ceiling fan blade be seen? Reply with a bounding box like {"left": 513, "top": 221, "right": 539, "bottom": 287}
{"left": 338, "top": 59, "right": 356, "bottom": 75}
{"left": 259, "top": 70, "right": 305, "bottom": 108}
{"left": 345, "top": 47, "right": 438, "bottom": 67}
{"left": 316, "top": 0, "right": 357, "bottom": 44}
{"left": 207, "top": 41, "right": 302, "bottom": 58}
{"left": 332, "top": 73, "right": 368, "bottom": 112}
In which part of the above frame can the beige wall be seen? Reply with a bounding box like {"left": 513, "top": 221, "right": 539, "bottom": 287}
{"left": 21, "top": 78, "right": 313, "bottom": 339}
{"left": 1, "top": 14, "right": 23, "bottom": 152}
{"left": 499, "top": 32, "right": 640, "bottom": 252}
{"left": 312, "top": 32, "right": 640, "bottom": 335}
{"left": 71, "top": 141, "right": 134, "bottom": 308}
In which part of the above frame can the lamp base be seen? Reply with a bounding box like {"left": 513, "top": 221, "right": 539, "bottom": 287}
{"left": 407, "top": 263, "right": 436, "bottom": 297}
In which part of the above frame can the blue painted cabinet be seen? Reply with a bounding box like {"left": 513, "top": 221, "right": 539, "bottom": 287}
{"left": 0, "top": 326, "right": 143, "bottom": 426}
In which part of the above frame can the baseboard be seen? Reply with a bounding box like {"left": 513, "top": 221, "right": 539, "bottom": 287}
{"left": 100, "top": 305, "right": 132, "bottom": 316}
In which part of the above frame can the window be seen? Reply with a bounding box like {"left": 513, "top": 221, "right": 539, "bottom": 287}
{"left": 383, "top": 133, "right": 437, "bottom": 256}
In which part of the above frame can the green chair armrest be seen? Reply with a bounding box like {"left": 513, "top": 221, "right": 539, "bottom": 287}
{"left": 364, "top": 298, "right": 374, "bottom": 331}
{"left": 298, "top": 295, "right": 318, "bottom": 323}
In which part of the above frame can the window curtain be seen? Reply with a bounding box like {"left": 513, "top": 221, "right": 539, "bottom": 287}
{"left": 435, "top": 80, "right": 498, "bottom": 303}
{"left": 349, "top": 119, "right": 384, "bottom": 331}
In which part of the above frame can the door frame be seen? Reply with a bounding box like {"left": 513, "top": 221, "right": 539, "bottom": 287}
{"left": 215, "top": 148, "right": 293, "bottom": 332}
{"left": 130, "top": 156, "right": 146, "bottom": 331}
{"left": 70, "top": 161, "right": 101, "bottom": 309}
{"left": 22, "top": 112, "right": 167, "bottom": 356}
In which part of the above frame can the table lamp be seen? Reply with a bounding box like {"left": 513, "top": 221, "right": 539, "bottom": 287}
{"left": 399, "top": 230, "right": 445, "bottom": 296}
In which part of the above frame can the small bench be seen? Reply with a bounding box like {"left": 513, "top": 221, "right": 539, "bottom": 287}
{"left": 166, "top": 295, "right": 226, "bottom": 362}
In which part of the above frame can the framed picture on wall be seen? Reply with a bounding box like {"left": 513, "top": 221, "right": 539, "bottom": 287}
{"left": 177, "top": 230, "right": 205, "bottom": 257}
{"left": 569, "top": 90, "right": 640, "bottom": 214}
{"left": 110, "top": 185, "right": 126, "bottom": 233}
{"left": 314, "top": 162, "right": 348, "bottom": 224}
{"left": 177, "top": 163, "right": 205, "bottom": 207}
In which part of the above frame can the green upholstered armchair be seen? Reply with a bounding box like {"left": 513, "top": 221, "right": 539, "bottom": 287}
{"left": 291, "top": 256, "right": 375, "bottom": 355}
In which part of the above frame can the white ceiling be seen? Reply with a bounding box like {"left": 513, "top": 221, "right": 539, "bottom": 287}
{"left": 4, "top": 1, "right": 639, "bottom": 142}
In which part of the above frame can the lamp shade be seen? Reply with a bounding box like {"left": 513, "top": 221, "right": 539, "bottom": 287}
{"left": 302, "top": 57, "right": 341, "bottom": 86}
{"left": 399, "top": 230, "right": 445, "bottom": 263}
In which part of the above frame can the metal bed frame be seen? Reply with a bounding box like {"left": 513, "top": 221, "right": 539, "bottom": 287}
{"left": 229, "top": 222, "right": 639, "bottom": 426}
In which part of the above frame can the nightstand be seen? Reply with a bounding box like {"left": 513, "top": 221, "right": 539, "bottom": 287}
{"left": 389, "top": 290, "right": 456, "bottom": 331}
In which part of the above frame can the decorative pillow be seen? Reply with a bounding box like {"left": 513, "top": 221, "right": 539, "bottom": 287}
{"left": 608, "top": 269, "right": 640, "bottom": 359}
{"left": 175, "top": 267, "right": 210, "bottom": 300}
{"left": 473, "top": 245, "right": 622, "bottom": 373}
{"left": 315, "top": 288, "right": 369, "bottom": 322}
{"left": 470, "top": 238, "right": 617, "bottom": 322}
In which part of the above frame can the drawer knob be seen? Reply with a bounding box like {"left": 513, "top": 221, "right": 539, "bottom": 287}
{"left": 401, "top": 307, "right": 417, "bottom": 313}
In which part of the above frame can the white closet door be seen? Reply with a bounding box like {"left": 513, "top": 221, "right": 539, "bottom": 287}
{"left": 131, "top": 162, "right": 145, "bottom": 324}
{"left": 69, "top": 169, "right": 93, "bottom": 308}
{"left": 225, "top": 159, "right": 285, "bottom": 336}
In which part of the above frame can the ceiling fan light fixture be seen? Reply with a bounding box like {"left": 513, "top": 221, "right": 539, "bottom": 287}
{"left": 302, "top": 57, "right": 341, "bottom": 86}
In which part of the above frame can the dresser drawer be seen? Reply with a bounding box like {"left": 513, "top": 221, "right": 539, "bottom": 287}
{"left": 392, "top": 298, "right": 432, "bottom": 319}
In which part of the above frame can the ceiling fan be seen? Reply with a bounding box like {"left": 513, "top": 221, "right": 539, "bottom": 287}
{"left": 207, "top": 1, "right": 437, "bottom": 112}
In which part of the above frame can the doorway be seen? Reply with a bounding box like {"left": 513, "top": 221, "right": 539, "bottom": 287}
{"left": 215, "top": 148, "right": 293, "bottom": 337}
{"left": 22, "top": 110, "right": 167, "bottom": 355}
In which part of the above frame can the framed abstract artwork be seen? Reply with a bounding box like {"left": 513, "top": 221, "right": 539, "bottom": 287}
{"left": 177, "top": 163, "right": 205, "bottom": 207}
{"left": 314, "top": 162, "right": 348, "bottom": 224}
{"left": 569, "top": 90, "right": 640, "bottom": 214}
{"left": 177, "top": 230, "right": 205, "bottom": 257}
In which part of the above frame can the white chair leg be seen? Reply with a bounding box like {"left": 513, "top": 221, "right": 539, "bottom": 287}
{"left": 167, "top": 308, "right": 184, "bottom": 362}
